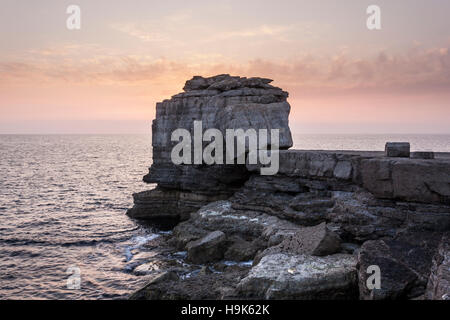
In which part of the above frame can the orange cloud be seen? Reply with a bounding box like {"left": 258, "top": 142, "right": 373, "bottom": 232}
{"left": 2, "top": 44, "right": 448, "bottom": 96}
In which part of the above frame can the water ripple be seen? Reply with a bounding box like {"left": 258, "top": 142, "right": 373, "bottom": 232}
{"left": 0, "top": 134, "right": 155, "bottom": 299}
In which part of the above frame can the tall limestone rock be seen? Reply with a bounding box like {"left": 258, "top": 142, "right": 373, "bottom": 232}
{"left": 127, "top": 74, "right": 293, "bottom": 222}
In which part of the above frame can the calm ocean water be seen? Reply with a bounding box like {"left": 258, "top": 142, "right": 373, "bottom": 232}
{"left": 0, "top": 134, "right": 449, "bottom": 299}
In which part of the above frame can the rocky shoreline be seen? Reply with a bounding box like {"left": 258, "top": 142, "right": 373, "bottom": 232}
{"left": 127, "top": 75, "right": 449, "bottom": 300}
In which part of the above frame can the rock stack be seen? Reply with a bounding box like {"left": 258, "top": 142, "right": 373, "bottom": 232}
{"left": 128, "top": 75, "right": 450, "bottom": 300}
{"left": 127, "top": 74, "right": 293, "bottom": 223}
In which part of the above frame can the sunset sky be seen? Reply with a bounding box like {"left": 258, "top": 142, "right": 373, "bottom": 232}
{"left": 1, "top": 0, "right": 449, "bottom": 134}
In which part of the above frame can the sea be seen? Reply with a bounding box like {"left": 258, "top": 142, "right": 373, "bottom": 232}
{"left": 0, "top": 133, "right": 449, "bottom": 299}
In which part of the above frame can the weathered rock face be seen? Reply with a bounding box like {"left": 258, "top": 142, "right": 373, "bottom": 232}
{"left": 148, "top": 74, "right": 292, "bottom": 194}
{"left": 425, "top": 233, "right": 450, "bottom": 300}
{"left": 127, "top": 187, "right": 230, "bottom": 223}
{"left": 359, "top": 157, "right": 450, "bottom": 204}
{"left": 385, "top": 142, "right": 410, "bottom": 158}
{"left": 237, "top": 253, "right": 358, "bottom": 299}
{"left": 329, "top": 190, "right": 450, "bottom": 242}
{"left": 248, "top": 150, "right": 450, "bottom": 204}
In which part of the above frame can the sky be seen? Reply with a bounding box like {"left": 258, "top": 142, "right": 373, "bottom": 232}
{"left": 0, "top": 0, "right": 449, "bottom": 134}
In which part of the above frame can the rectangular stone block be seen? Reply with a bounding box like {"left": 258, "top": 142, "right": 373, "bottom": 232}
{"left": 385, "top": 142, "right": 410, "bottom": 158}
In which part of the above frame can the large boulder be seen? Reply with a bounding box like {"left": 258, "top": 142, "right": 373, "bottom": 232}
{"left": 238, "top": 253, "right": 358, "bottom": 299}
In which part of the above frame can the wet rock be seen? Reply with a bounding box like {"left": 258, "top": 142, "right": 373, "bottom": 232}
{"left": 238, "top": 253, "right": 358, "bottom": 299}
{"left": 186, "top": 231, "right": 227, "bottom": 264}
{"left": 133, "top": 261, "right": 163, "bottom": 275}
{"left": 198, "top": 266, "right": 213, "bottom": 275}
{"left": 385, "top": 142, "right": 410, "bottom": 158}
{"left": 425, "top": 233, "right": 450, "bottom": 300}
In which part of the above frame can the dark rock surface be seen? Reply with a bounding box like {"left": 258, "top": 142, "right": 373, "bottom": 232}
{"left": 127, "top": 187, "right": 230, "bottom": 224}
{"left": 357, "top": 232, "right": 442, "bottom": 299}
{"left": 129, "top": 266, "right": 249, "bottom": 300}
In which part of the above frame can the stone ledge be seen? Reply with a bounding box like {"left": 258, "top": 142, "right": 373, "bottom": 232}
{"left": 247, "top": 150, "right": 450, "bottom": 204}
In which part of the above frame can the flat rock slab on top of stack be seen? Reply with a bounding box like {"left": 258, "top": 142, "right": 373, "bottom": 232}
{"left": 183, "top": 74, "right": 274, "bottom": 92}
